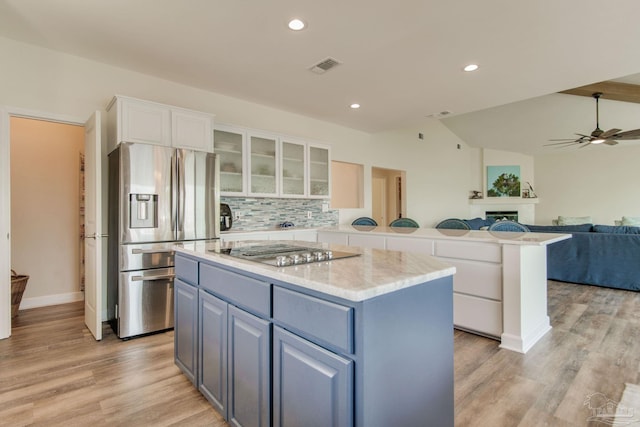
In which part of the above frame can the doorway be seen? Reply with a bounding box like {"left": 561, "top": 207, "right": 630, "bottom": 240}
{"left": 371, "top": 167, "right": 406, "bottom": 227}
{"left": 10, "top": 117, "right": 85, "bottom": 310}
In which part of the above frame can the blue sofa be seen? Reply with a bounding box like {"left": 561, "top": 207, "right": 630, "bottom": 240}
{"left": 524, "top": 224, "right": 640, "bottom": 292}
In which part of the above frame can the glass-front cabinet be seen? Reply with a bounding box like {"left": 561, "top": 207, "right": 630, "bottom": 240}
{"left": 280, "top": 139, "right": 306, "bottom": 197}
{"left": 214, "top": 125, "right": 246, "bottom": 195}
{"left": 249, "top": 133, "right": 278, "bottom": 196}
{"left": 215, "top": 124, "right": 330, "bottom": 199}
{"left": 308, "top": 144, "right": 330, "bottom": 198}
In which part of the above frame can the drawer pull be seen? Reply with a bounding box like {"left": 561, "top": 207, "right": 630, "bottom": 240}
{"left": 131, "top": 248, "right": 174, "bottom": 255}
{"left": 132, "top": 274, "right": 175, "bottom": 281}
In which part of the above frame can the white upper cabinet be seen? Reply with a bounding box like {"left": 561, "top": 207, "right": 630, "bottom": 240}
{"left": 214, "top": 124, "right": 247, "bottom": 195}
{"left": 171, "top": 107, "right": 214, "bottom": 151}
{"left": 280, "top": 138, "right": 306, "bottom": 198}
{"left": 213, "top": 123, "right": 331, "bottom": 199}
{"left": 113, "top": 96, "right": 171, "bottom": 148}
{"left": 107, "top": 95, "right": 214, "bottom": 153}
{"left": 308, "top": 144, "right": 330, "bottom": 198}
{"left": 248, "top": 132, "right": 279, "bottom": 197}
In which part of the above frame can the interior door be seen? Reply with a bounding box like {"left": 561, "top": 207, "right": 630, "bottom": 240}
{"left": 84, "top": 111, "right": 102, "bottom": 340}
{"left": 372, "top": 177, "right": 387, "bottom": 226}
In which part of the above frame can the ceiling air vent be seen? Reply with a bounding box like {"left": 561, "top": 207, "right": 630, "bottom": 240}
{"left": 426, "top": 110, "right": 453, "bottom": 119}
{"left": 309, "top": 57, "right": 342, "bottom": 74}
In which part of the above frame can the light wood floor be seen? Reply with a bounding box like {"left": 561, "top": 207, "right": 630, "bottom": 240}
{"left": 1, "top": 281, "right": 639, "bottom": 426}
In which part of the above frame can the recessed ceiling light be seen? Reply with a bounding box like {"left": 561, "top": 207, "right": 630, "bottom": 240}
{"left": 463, "top": 64, "right": 479, "bottom": 72}
{"left": 288, "top": 18, "right": 306, "bottom": 31}
{"left": 350, "top": 103, "right": 360, "bottom": 109}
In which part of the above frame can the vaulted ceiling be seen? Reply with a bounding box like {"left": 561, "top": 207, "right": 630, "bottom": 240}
{"left": 1, "top": 0, "right": 640, "bottom": 154}
{"left": 442, "top": 75, "right": 640, "bottom": 155}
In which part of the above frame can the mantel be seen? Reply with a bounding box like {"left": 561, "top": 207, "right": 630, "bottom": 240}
{"left": 469, "top": 198, "right": 540, "bottom": 205}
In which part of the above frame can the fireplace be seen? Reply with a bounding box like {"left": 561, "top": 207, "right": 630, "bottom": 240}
{"left": 486, "top": 210, "right": 518, "bottom": 222}
{"left": 469, "top": 198, "right": 538, "bottom": 224}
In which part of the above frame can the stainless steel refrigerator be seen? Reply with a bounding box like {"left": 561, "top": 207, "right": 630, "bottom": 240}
{"left": 107, "top": 142, "right": 219, "bottom": 338}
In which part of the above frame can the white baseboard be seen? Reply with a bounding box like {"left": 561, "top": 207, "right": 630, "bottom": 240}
{"left": 19, "top": 291, "right": 85, "bottom": 310}
{"left": 500, "top": 317, "right": 552, "bottom": 354}
{"left": 19, "top": 292, "right": 110, "bottom": 322}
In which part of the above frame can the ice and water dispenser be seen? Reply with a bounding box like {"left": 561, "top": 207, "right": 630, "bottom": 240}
{"left": 129, "top": 194, "right": 158, "bottom": 228}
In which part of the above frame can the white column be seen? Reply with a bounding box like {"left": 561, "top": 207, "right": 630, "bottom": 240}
{"left": 499, "top": 244, "right": 551, "bottom": 353}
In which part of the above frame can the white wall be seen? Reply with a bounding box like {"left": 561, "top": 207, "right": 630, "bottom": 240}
{"left": 364, "top": 122, "right": 473, "bottom": 227}
{"left": 535, "top": 145, "right": 640, "bottom": 225}
{"left": 0, "top": 37, "right": 371, "bottom": 150}
{"left": 0, "top": 36, "right": 519, "bottom": 230}
{"left": 482, "top": 149, "right": 534, "bottom": 196}
{"left": 10, "top": 118, "right": 85, "bottom": 307}
{"left": 0, "top": 36, "right": 528, "bottom": 318}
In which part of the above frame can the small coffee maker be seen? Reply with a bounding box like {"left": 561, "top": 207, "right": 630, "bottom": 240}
{"left": 220, "top": 203, "right": 233, "bottom": 231}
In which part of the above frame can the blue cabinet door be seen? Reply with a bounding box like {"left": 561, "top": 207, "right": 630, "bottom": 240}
{"left": 174, "top": 278, "right": 198, "bottom": 385}
{"left": 228, "top": 305, "right": 271, "bottom": 427}
{"left": 199, "top": 290, "right": 228, "bottom": 417}
{"left": 273, "top": 326, "right": 354, "bottom": 427}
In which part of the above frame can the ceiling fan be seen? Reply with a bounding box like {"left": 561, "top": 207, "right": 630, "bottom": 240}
{"left": 547, "top": 92, "right": 640, "bottom": 148}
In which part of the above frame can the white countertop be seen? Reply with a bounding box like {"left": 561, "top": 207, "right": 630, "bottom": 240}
{"left": 175, "top": 240, "right": 455, "bottom": 302}
{"left": 319, "top": 225, "right": 571, "bottom": 246}
{"left": 220, "top": 227, "right": 317, "bottom": 235}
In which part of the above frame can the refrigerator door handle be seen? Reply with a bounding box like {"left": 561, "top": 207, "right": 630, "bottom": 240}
{"left": 170, "top": 150, "right": 176, "bottom": 233}
{"left": 131, "top": 274, "right": 176, "bottom": 282}
{"left": 131, "top": 248, "right": 175, "bottom": 255}
{"left": 176, "top": 149, "right": 186, "bottom": 235}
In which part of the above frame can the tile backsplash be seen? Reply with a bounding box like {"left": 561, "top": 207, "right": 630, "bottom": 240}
{"left": 221, "top": 197, "right": 338, "bottom": 231}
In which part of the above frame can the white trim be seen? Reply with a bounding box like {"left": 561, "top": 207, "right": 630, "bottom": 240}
{"left": 469, "top": 198, "right": 539, "bottom": 205}
{"left": 19, "top": 292, "right": 85, "bottom": 310}
{"left": 500, "top": 319, "right": 551, "bottom": 354}
{"left": 3, "top": 106, "right": 84, "bottom": 126}
{"left": 0, "top": 108, "right": 10, "bottom": 339}
{"left": 0, "top": 105, "right": 84, "bottom": 340}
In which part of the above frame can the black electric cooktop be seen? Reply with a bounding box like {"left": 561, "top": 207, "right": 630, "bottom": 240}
{"left": 215, "top": 243, "right": 360, "bottom": 267}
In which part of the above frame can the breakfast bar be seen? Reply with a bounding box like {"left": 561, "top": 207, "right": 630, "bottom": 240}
{"left": 318, "top": 225, "right": 571, "bottom": 354}
{"left": 174, "top": 240, "right": 455, "bottom": 427}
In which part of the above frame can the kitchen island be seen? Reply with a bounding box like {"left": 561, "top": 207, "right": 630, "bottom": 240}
{"left": 174, "top": 240, "right": 455, "bottom": 427}
{"left": 318, "top": 225, "right": 571, "bottom": 353}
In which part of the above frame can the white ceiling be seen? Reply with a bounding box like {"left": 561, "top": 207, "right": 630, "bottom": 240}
{"left": 2, "top": 0, "right": 640, "bottom": 152}
{"left": 441, "top": 91, "right": 640, "bottom": 155}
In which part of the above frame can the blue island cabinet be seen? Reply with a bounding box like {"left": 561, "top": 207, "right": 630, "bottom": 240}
{"left": 174, "top": 252, "right": 454, "bottom": 427}
{"left": 273, "top": 326, "right": 353, "bottom": 427}
{"left": 174, "top": 277, "right": 198, "bottom": 385}
{"left": 198, "top": 290, "right": 227, "bottom": 416}
{"left": 197, "top": 264, "right": 271, "bottom": 427}
{"left": 199, "top": 291, "right": 271, "bottom": 426}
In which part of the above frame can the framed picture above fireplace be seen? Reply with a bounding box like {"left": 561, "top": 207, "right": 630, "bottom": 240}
{"left": 486, "top": 165, "right": 521, "bottom": 197}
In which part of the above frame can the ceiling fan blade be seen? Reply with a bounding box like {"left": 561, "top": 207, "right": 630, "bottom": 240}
{"left": 574, "top": 134, "right": 593, "bottom": 141}
{"left": 603, "top": 139, "right": 618, "bottom": 146}
{"left": 611, "top": 128, "right": 640, "bottom": 140}
{"left": 599, "top": 128, "right": 622, "bottom": 139}
{"left": 545, "top": 143, "right": 579, "bottom": 149}
{"left": 578, "top": 142, "right": 591, "bottom": 149}
{"left": 544, "top": 141, "right": 579, "bottom": 146}
{"left": 548, "top": 138, "right": 580, "bottom": 141}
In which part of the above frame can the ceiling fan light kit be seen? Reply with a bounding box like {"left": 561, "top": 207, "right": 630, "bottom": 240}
{"left": 546, "top": 92, "right": 640, "bottom": 148}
